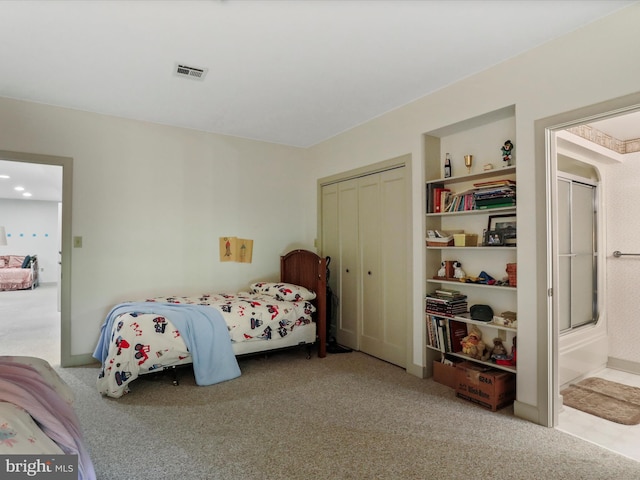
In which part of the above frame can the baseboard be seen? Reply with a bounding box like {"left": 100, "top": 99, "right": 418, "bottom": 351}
{"left": 607, "top": 357, "right": 640, "bottom": 375}
{"left": 61, "top": 352, "right": 98, "bottom": 368}
{"left": 514, "top": 400, "right": 545, "bottom": 426}
{"left": 406, "top": 362, "right": 427, "bottom": 379}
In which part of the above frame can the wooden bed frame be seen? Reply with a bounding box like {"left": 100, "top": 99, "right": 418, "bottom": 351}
{"left": 280, "top": 249, "right": 327, "bottom": 358}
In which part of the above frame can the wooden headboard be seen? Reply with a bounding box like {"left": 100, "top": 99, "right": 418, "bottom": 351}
{"left": 280, "top": 249, "right": 327, "bottom": 358}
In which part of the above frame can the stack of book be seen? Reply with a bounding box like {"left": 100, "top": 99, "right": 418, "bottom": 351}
{"left": 472, "top": 179, "right": 516, "bottom": 210}
{"left": 425, "top": 289, "right": 468, "bottom": 316}
{"left": 426, "top": 316, "right": 469, "bottom": 353}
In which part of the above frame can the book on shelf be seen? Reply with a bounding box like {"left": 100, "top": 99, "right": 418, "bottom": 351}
{"left": 473, "top": 182, "right": 516, "bottom": 210}
{"left": 426, "top": 292, "right": 468, "bottom": 316}
{"left": 476, "top": 201, "right": 516, "bottom": 210}
{"left": 434, "top": 288, "right": 462, "bottom": 297}
{"left": 448, "top": 320, "right": 468, "bottom": 353}
{"left": 427, "top": 183, "right": 448, "bottom": 214}
{"left": 473, "top": 179, "right": 516, "bottom": 188}
{"left": 426, "top": 315, "right": 470, "bottom": 354}
{"left": 433, "top": 187, "right": 451, "bottom": 213}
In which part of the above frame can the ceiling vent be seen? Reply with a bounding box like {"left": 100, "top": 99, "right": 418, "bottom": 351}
{"left": 174, "top": 63, "right": 208, "bottom": 81}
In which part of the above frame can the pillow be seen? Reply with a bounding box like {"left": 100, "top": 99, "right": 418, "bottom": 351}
{"left": 7, "top": 255, "right": 24, "bottom": 268}
{"left": 21, "top": 255, "right": 31, "bottom": 268}
{"left": 250, "top": 282, "right": 316, "bottom": 301}
{"left": 0, "top": 256, "right": 7, "bottom": 267}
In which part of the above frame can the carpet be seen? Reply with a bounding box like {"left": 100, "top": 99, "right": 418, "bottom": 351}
{"left": 561, "top": 377, "right": 640, "bottom": 425}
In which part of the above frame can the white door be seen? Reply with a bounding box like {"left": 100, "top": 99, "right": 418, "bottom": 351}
{"left": 321, "top": 184, "right": 339, "bottom": 341}
{"left": 358, "top": 168, "right": 407, "bottom": 367}
{"left": 358, "top": 174, "right": 383, "bottom": 357}
{"left": 378, "top": 167, "right": 407, "bottom": 367}
{"left": 336, "top": 179, "right": 359, "bottom": 349}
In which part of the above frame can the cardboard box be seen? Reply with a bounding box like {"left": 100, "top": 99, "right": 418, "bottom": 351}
{"left": 455, "top": 361, "right": 516, "bottom": 411}
{"left": 453, "top": 233, "right": 478, "bottom": 247}
{"left": 433, "top": 359, "right": 461, "bottom": 389}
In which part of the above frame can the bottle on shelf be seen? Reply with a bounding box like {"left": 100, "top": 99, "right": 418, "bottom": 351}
{"left": 444, "top": 153, "right": 452, "bottom": 178}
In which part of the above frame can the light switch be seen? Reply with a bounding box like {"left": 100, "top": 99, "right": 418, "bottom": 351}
{"left": 73, "top": 236, "right": 83, "bottom": 248}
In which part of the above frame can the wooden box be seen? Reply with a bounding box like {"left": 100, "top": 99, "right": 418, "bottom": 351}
{"left": 455, "top": 361, "right": 516, "bottom": 411}
{"left": 453, "top": 233, "right": 478, "bottom": 247}
{"left": 433, "top": 359, "right": 462, "bottom": 389}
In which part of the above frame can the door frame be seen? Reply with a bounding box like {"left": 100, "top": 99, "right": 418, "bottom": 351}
{"left": 0, "top": 150, "right": 73, "bottom": 367}
{"left": 535, "top": 90, "right": 640, "bottom": 427}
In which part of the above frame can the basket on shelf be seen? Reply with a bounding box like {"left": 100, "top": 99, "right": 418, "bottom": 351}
{"left": 506, "top": 263, "right": 517, "bottom": 287}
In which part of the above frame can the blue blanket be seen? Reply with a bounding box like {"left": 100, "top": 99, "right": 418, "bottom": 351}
{"left": 93, "top": 302, "right": 241, "bottom": 386}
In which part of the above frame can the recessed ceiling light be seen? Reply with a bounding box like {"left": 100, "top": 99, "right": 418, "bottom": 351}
{"left": 22, "top": 192, "right": 32, "bottom": 197}
{"left": 14, "top": 186, "right": 24, "bottom": 191}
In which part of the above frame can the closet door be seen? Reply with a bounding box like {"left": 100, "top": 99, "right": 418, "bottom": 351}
{"left": 379, "top": 167, "right": 407, "bottom": 367}
{"left": 336, "top": 179, "right": 359, "bottom": 349}
{"left": 358, "top": 168, "right": 407, "bottom": 367}
{"left": 321, "top": 183, "right": 339, "bottom": 341}
{"left": 358, "top": 174, "right": 383, "bottom": 356}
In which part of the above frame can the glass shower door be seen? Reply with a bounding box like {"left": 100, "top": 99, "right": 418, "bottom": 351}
{"left": 557, "top": 176, "right": 598, "bottom": 333}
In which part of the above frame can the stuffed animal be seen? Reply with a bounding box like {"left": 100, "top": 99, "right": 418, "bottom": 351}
{"left": 490, "top": 338, "right": 507, "bottom": 358}
{"left": 460, "top": 325, "right": 489, "bottom": 360}
{"left": 453, "top": 261, "right": 466, "bottom": 279}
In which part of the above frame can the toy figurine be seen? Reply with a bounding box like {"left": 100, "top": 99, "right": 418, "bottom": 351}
{"left": 453, "top": 261, "right": 465, "bottom": 279}
{"left": 501, "top": 140, "right": 514, "bottom": 166}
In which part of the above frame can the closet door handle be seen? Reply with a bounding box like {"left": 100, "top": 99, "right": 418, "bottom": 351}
{"left": 345, "top": 268, "right": 350, "bottom": 273}
{"left": 368, "top": 271, "right": 372, "bottom": 275}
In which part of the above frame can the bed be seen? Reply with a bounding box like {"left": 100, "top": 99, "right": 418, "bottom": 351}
{"left": 0, "top": 356, "right": 96, "bottom": 480}
{"left": 93, "top": 249, "right": 327, "bottom": 398}
{"left": 0, "top": 254, "right": 39, "bottom": 291}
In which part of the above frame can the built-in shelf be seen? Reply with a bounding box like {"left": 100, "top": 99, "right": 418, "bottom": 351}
{"left": 427, "top": 278, "right": 516, "bottom": 291}
{"left": 426, "top": 345, "right": 516, "bottom": 373}
{"left": 427, "top": 166, "right": 516, "bottom": 187}
{"left": 426, "top": 246, "right": 516, "bottom": 251}
{"left": 425, "top": 312, "right": 516, "bottom": 333}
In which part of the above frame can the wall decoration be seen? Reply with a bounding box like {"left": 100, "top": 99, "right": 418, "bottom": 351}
{"left": 219, "top": 237, "right": 254, "bottom": 263}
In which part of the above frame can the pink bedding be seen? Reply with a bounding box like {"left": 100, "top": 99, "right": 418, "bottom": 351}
{"left": 0, "top": 357, "right": 95, "bottom": 480}
{"left": 0, "top": 255, "right": 37, "bottom": 291}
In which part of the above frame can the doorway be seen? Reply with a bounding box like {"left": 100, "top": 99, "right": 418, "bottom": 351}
{"left": 539, "top": 92, "right": 640, "bottom": 460}
{"left": 0, "top": 150, "right": 72, "bottom": 366}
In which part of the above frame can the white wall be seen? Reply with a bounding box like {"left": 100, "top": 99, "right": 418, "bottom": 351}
{"left": 307, "top": 4, "right": 640, "bottom": 423}
{"left": 0, "top": 199, "right": 59, "bottom": 282}
{"left": 0, "top": 97, "right": 312, "bottom": 359}
{"left": 605, "top": 153, "right": 640, "bottom": 365}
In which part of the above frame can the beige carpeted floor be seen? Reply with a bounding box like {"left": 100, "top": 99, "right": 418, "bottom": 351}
{"left": 55, "top": 350, "right": 640, "bottom": 480}
{"left": 4, "top": 285, "right": 640, "bottom": 479}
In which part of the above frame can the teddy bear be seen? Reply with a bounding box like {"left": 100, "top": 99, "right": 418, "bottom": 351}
{"left": 460, "top": 325, "right": 490, "bottom": 360}
{"left": 490, "top": 338, "right": 507, "bottom": 358}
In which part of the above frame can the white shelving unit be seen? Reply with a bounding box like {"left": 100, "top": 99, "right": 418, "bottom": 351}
{"left": 424, "top": 106, "right": 517, "bottom": 377}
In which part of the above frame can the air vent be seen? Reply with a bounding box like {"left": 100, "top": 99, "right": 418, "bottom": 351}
{"left": 174, "top": 63, "right": 208, "bottom": 81}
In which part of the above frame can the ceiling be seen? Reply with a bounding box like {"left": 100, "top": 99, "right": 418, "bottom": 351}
{"left": 0, "top": 0, "right": 638, "bottom": 202}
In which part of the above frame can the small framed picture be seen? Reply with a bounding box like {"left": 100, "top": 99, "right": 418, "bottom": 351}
{"left": 488, "top": 214, "right": 516, "bottom": 246}
{"left": 483, "top": 230, "right": 504, "bottom": 246}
